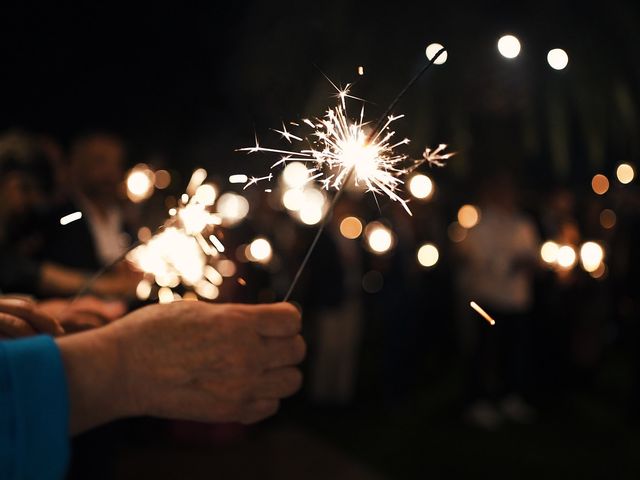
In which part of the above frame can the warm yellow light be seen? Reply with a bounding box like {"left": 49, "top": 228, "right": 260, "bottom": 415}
{"left": 580, "top": 241, "right": 604, "bottom": 273}
{"left": 600, "top": 209, "right": 616, "bottom": 229}
{"left": 470, "top": 301, "right": 496, "bottom": 326}
{"left": 457, "top": 205, "right": 480, "bottom": 229}
{"left": 217, "top": 259, "right": 236, "bottom": 277}
{"left": 557, "top": 245, "right": 577, "bottom": 269}
{"left": 229, "top": 174, "right": 248, "bottom": 184}
{"left": 282, "top": 162, "right": 309, "bottom": 189}
{"left": 592, "top": 174, "right": 609, "bottom": 195}
{"left": 136, "top": 279, "right": 152, "bottom": 301}
{"left": 340, "top": 216, "right": 363, "bottom": 239}
{"left": 590, "top": 262, "right": 606, "bottom": 279}
{"left": 195, "top": 280, "right": 219, "bottom": 300}
{"left": 194, "top": 184, "right": 217, "bottom": 206}
{"left": 154, "top": 169, "right": 171, "bottom": 189}
{"left": 60, "top": 211, "right": 82, "bottom": 226}
{"left": 498, "top": 35, "right": 521, "bottom": 59}
{"left": 126, "top": 168, "right": 155, "bottom": 202}
{"left": 299, "top": 204, "right": 323, "bottom": 225}
{"left": 540, "top": 241, "right": 560, "bottom": 264}
{"left": 249, "top": 238, "right": 272, "bottom": 263}
{"left": 417, "top": 243, "right": 439, "bottom": 268}
{"left": 217, "top": 193, "right": 250, "bottom": 226}
{"left": 186, "top": 168, "right": 207, "bottom": 195}
{"left": 616, "top": 163, "right": 635, "bottom": 184}
{"left": 366, "top": 223, "right": 394, "bottom": 254}
{"left": 204, "top": 265, "right": 223, "bottom": 286}
{"left": 408, "top": 174, "right": 433, "bottom": 200}
{"left": 158, "top": 287, "right": 175, "bottom": 304}
{"left": 448, "top": 222, "right": 468, "bottom": 243}
{"left": 547, "top": 48, "right": 569, "bottom": 70}
{"left": 425, "top": 43, "right": 448, "bottom": 64}
{"left": 357, "top": 66, "right": 364, "bottom": 76}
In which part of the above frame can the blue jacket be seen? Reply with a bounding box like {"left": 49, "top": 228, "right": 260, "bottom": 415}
{"left": 0, "top": 336, "right": 69, "bottom": 479}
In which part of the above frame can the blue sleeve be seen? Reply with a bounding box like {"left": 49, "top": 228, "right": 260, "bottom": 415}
{"left": 0, "top": 336, "right": 70, "bottom": 480}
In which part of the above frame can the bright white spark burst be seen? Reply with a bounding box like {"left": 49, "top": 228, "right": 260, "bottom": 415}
{"left": 126, "top": 170, "right": 233, "bottom": 302}
{"left": 239, "top": 83, "right": 452, "bottom": 214}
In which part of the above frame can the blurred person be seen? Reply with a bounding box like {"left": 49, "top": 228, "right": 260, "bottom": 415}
{"left": 456, "top": 173, "right": 539, "bottom": 429}
{"left": 0, "top": 299, "right": 305, "bottom": 479}
{"left": 0, "top": 132, "right": 138, "bottom": 298}
{"left": 39, "top": 131, "right": 140, "bottom": 294}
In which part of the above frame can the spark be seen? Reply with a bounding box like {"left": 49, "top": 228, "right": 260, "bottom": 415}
{"left": 470, "top": 301, "right": 496, "bottom": 326}
{"left": 239, "top": 83, "right": 451, "bottom": 215}
{"left": 60, "top": 211, "right": 82, "bottom": 226}
{"left": 127, "top": 169, "right": 236, "bottom": 302}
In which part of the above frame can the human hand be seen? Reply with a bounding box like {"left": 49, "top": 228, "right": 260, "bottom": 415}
{"left": 56, "top": 301, "right": 305, "bottom": 434}
{"left": 39, "top": 296, "right": 127, "bottom": 333}
{"left": 92, "top": 265, "right": 143, "bottom": 299}
{"left": 0, "top": 297, "right": 65, "bottom": 339}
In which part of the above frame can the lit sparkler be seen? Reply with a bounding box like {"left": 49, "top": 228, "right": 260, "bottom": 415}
{"left": 240, "top": 47, "right": 451, "bottom": 300}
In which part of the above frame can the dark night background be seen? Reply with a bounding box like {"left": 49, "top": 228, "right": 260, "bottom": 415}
{"left": 2, "top": 1, "right": 640, "bottom": 478}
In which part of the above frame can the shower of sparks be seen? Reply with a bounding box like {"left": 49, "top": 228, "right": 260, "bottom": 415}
{"left": 470, "top": 301, "right": 496, "bottom": 326}
{"left": 239, "top": 83, "right": 452, "bottom": 215}
{"left": 126, "top": 169, "right": 235, "bottom": 302}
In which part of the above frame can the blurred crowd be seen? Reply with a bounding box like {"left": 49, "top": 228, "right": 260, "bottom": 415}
{"left": 2, "top": 127, "right": 640, "bottom": 473}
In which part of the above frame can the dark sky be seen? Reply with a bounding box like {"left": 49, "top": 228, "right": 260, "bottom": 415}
{"left": 1, "top": 1, "right": 639, "bottom": 180}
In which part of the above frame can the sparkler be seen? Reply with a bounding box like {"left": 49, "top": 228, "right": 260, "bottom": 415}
{"left": 241, "top": 47, "right": 451, "bottom": 300}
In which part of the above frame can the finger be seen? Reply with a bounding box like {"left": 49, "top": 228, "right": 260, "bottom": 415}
{"left": 0, "top": 299, "right": 65, "bottom": 336}
{"left": 255, "top": 367, "right": 303, "bottom": 399}
{"left": 239, "top": 399, "right": 280, "bottom": 425}
{"left": 252, "top": 303, "right": 301, "bottom": 338}
{"left": 261, "top": 335, "right": 306, "bottom": 369}
{"left": 0, "top": 312, "right": 38, "bottom": 338}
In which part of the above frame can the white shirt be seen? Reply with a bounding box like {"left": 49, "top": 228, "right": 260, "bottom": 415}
{"left": 458, "top": 206, "right": 539, "bottom": 312}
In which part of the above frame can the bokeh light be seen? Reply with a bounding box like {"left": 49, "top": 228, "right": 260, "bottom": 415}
{"left": 447, "top": 222, "right": 468, "bottom": 243}
{"left": 365, "top": 223, "right": 394, "bottom": 254}
{"left": 547, "top": 48, "right": 569, "bottom": 70}
{"left": 600, "top": 209, "right": 617, "bottom": 229}
{"left": 417, "top": 243, "right": 439, "bottom": 268}
{"left": 126, "top": 166, "right": 155, "bottom": 202}
{"left": 249, "top": 238, "right": 273, "bottom": 263}
{"left": 591, "top": 174, "right": 609, "bottom": 195}
{"left": 282, "top": 162, "right": 309, "bottom": 189}
{"left": 193, "top": 184, "right": 217, "bottom": 206}
{"left": 457, "top": 204, "right": 480, "bottom": 229}
{"left": 425, "top": 43, "right": 448, "bottom": 65}
{"left": 580, "top": 241, "right": 604, "bottom": 273}
{"left": 408, "top": 174, "right": 434, "bottom": 200}
{"left": 154, "top": 169, "right": 171, "bottom": 189}
{"left": 557, "top": 245, "right": 577, "bottom": 269}
{"left": 216, "top": 193, "right": 250, "bottom": 226}
{"left": 229, "top": 174, "right": 248, "bottom": 184}
{"left": 339, "top": 216, "right": 363, "bottom": 239}
{"left": 136, "top": 279, "right": 152, "bottom": 301}
{"left": 498, "top": 35, "right": 521, "bottom": 59}
{"left": 540, "top": 241, "right": 560, "bottom": 264}
{"left": 616, "top": 163, "right": 635, "bottom": 184}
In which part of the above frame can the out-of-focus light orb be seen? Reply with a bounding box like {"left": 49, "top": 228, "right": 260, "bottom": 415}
{"left": 580, "top": 241, "right": 604, "bottom": 273}
{"left": 299, "top": 204, "right": 323, "bottom": 225}
{"left": 137, "top": 227, "right": 152, "bottom": 242}
{"left": 229, "top": 174, "right": 248, "bottom": 184}
{"left": 217, "top": 259, "right": 236, "bottom": 277}
{"left": 282, "top": 189, "right": 304, "bottom": 211}
{"left": 136, "top": 279, "right": 152, "bottom": 301}
{"left": 425, "top": 43, "right": 448, "bottom": 65}
{"left": 590, "top": 262, "right": 606, "bottom": 279}
{"left": 616, "top": 163, "right": 635, "bottom": 184}
{"left": 448, "top": 222, "right": 468, "bottom": 243}
{"left": 183, "top": 291, "right": 199, "bottom": 301}
{"left": 126, "top": 168, "right": 155, "bottom": 202}
{"left": 204, "top": 265, "right": 223, "bottom": 286}
{"left": 547, "top": 48, "right": 569, "bottom": 70}
{"left": 282, "top": 162, "right": 309, "bottom": 189}
{"left": 417, "top": 243, "right": 439, "bottom": 268}
{"left": 178, "top": 203, "right": 212, "bottom": 235}
{"left": 249, "top": 238, "right": 273, "bottom": 263}
{"left": 195, "top": 280, "right": 219, "bottom": 300}
{"left": 155, "top": 272, "right": 180, "bottom": 289}
{"left": 357, "top": 65, "right": 364, "bottom": 76}
{"left": 557, "top": 245, "right": 577, "bottom": 269}
{"left": 60, "top": 211, "right": 82, "bottom": 226}
{"left": 540, "top": 241, "right": 560, "bottom": 264}
{"left": 187, "top": 168, "right": 208, "bottom": 194}
{"left": 340, "top": 216, "right": 363, "bottom": 239}
{"left": 217, "top": 193, "right": 249, "bottom": 226}
{"left": 194, "top": 184, "right": 217, "bottom": 206}
{"left": 366, "top": 223, "right": 394, "bottom": 254}
{"left": 158, "top": 287, "right": 175, "bottom": 304}
{"left": 408, "top": 174, "right": 434, "bottom": 200}
{"left": 591, "top": 174, "right": 609, "bottom": 195}
{"left": 600, "top": 209, "right": 617, "bottom": 229}
{"left": 154, "top": 169, "right": 171, "bottom": 189}
{"left": 498, "top": 35, "right": 521, "bottom": 59}
{"left": 457, "top": 205, "right": 481, "bottom": 229}
{"left": 362, "top": 270, "right": 384, "bottom": 294}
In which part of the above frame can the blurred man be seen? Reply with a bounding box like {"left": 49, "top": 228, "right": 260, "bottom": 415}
{"left": 456, "top": 173, "right": 539, "bottom": 429}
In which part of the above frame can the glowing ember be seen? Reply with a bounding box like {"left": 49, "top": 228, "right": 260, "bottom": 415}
{"left": 470, "top": 301, "right": 496, "bottom": 326}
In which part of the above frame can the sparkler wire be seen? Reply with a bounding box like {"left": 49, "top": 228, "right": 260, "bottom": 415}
{"left": 283, "top": 47, "right": 447, "bottom": 301}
